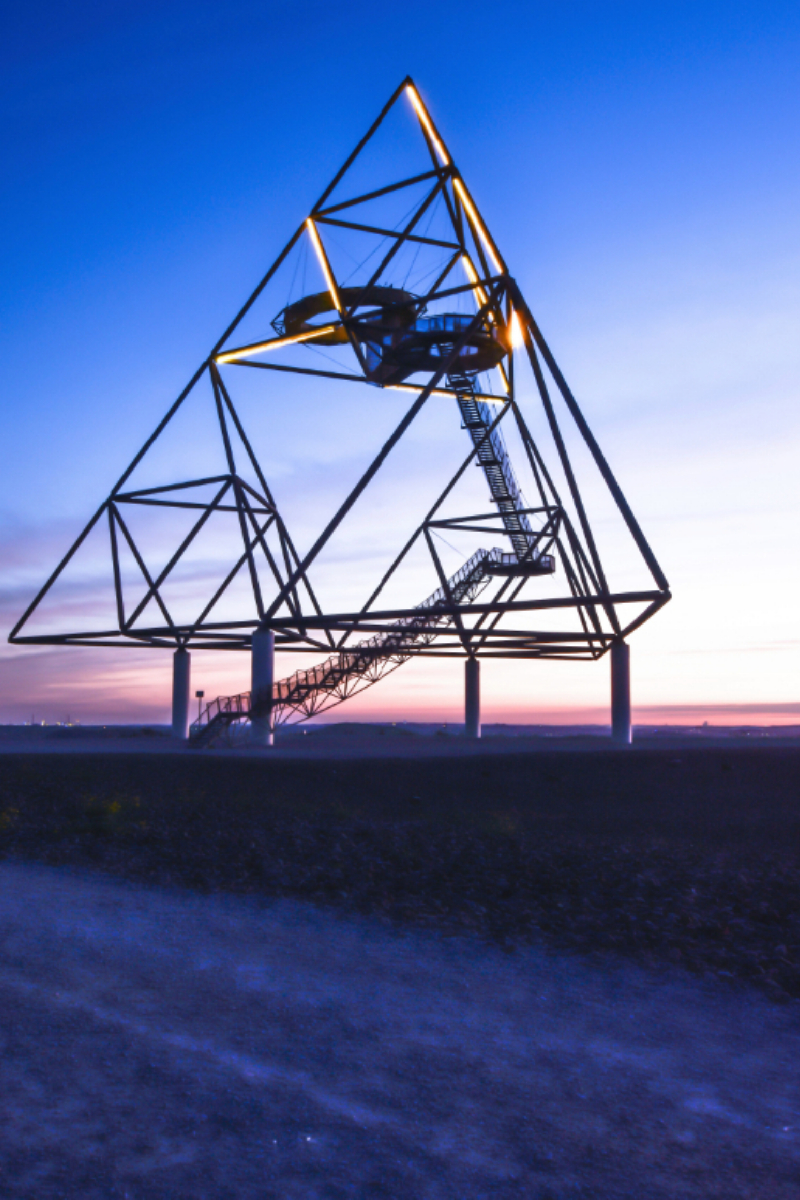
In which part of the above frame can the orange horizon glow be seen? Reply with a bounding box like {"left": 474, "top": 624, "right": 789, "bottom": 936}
{"left": 4, "top": 645, "right": 796, "bottom": 729}
{"left": 304, "top": 699, "right": 800, "bottom": 728}
{"left": 9, "top": 695, "right": 797, "bottom": 728}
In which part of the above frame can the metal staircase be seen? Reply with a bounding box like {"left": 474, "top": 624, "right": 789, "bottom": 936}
{"left": 189, "top": 548, "right": 499, "bottom": 745}
{"left": 447, "top": 368, "right": 536, "bottom": 563}
{"left": 189, "top": 375, "right": 553, "bottom": 747}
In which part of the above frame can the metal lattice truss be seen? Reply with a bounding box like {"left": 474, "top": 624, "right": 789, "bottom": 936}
{"left": 11, "top": 77, "right": 670, "bottom": 725}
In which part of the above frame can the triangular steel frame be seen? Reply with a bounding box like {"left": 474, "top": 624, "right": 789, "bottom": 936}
{"left": 10, "top": 77, "right": 670, "bottom": 693}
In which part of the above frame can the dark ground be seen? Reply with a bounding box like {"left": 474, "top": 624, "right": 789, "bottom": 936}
{"left": 1, "top": 740, "right": 798, "bottom": 1003}
{"left": 3, "top": 860, "right": 800, "bottom": 1199}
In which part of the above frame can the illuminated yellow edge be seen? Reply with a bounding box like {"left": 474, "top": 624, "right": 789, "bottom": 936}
{"left": 406, "top": 85, "right": 449, "bottom": 167}
{"left": 453, "top": 178, "right": 503, "bottom": 273}
{"left": 462, "top": 253, "right": 490, "bottom": 309}
{"left": 306, "top": 218, "right": 343, "bottom": 314}
{"left": 495, "top": 362, "right": 511, "bottom": 395}
{"left": 216, "top": 325, "right": 338, "bottom": 363}
{"left": 387, "top": 383, "right": 505, "bottom": 404}
{"left": 460, "top": 254, "right": 511, "bottom": 395}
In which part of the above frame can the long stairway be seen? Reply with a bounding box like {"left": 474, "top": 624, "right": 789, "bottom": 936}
{"left": 190, "top": 374, "right": 549, "bottom": 745}
{"left": 447, "top": 367, "right": 536, "bottom": 562}
{"left": 190, "top": 548, "right": 501, "bottom": 745}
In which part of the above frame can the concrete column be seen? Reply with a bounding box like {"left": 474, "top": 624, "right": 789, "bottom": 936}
{"left": 171, "top": 647, "right": 191, "bottom": 740}
{"left": 465, "top": 657, "right": 481, "bottom": 739}
{"left": 611, "top": 640, "right": 631, "bottom": 746}
{"left": 251, "top": 626, "right": 275, "bottom": 747}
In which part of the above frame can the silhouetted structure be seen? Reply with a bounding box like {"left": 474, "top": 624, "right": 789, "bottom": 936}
{"left": 10, "top": 79, "right": 670, "bottom": 744}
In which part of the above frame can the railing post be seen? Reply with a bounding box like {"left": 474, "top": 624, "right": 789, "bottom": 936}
{"left": 171, "top": 647, "right": 191, "bottom": 740}
{"left": 251, "top": 626, "right": 275, "bottom": 747}
{"left": 465, "top": 656, "right": 481, "bottom": 739}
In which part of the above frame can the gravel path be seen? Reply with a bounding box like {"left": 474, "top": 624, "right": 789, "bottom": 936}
{"left": 1, "top": 862, "right": 798, "bottom": 1198}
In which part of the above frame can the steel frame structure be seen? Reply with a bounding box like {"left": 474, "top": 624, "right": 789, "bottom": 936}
{"left": 10, "top": 77, "right": 670, "bottom": 723}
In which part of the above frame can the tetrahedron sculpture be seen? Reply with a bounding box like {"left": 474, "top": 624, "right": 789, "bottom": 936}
{"left": 11, "top": 78, "right": 670, "bottom": 740}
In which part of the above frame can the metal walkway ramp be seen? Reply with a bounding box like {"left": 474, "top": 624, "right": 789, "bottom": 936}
{"left": 190, "top": 379, "right": 553, "bottom": 747}
{"left": 448, "top": 369, "right": 536, "bottom": 563}
{"left": 190, "top": 548, "right": 499, "bottom": 746}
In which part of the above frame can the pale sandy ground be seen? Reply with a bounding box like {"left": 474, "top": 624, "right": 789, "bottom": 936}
{"left": 1, "top": 862, "right": 798, "bottom": 1198}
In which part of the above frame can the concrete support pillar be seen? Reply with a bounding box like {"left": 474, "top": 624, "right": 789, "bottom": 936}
{"left": 465, "top": 657, "right": 481, "bottom": 739}
{"left": 611, "top": 640, "right": 631, "bottom": 746}
{"left": 171, "top": 647, "right": 191, "bottom": 741}
{"left": 251, "top": 626, "right": 275, "bottom": 747}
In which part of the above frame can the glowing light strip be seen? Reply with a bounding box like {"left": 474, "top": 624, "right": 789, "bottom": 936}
{"left": 453, "top": 178, "right": 503, "bottom": 273}
{"left": 216, "top": 325, "right": 338, "bottom": 364}
{"left": 495, "top": 362, "right": 511, "bottom": 396}
{"left": 461, "top": 255, "right": 511, "bottom": 395}
{"left": 306, "top": 218, "right": 343, "bottom": 314}
{"left": 387, "top": 384, "right": 504, "bottom": 403}
{"left": 387, "top": 384, "right": 453, "bottom": 399}
{"left": 462, "top": 253, "right": 490, "bottom": 310}
{"left": 406, "top": 85, "right": 449, "bottom": 166}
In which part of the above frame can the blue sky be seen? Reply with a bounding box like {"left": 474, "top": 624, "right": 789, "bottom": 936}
{"left": 2, "top": 0, "right": 799, "bottom": 724}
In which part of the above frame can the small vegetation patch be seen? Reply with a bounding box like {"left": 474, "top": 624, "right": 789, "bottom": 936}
{"left": 1, "top": 747, "right": 798, "bottom": 1003}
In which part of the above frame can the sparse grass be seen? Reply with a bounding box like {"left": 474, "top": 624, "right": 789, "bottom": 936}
{"left": 1, "top": 747, "right": 798, "bottom": 1001}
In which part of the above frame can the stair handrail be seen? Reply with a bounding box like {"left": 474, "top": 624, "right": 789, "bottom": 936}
{"left": 190, "top": 546, "right": 499, "bottom": 737}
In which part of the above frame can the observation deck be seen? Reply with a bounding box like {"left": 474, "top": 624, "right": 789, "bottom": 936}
{"left": 275, "top": 290, "right": 507, "bottom": 386}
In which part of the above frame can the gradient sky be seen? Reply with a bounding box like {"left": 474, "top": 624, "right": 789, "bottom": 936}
{"left": 2, "top": 0, "right": 799, "bottom": 725}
